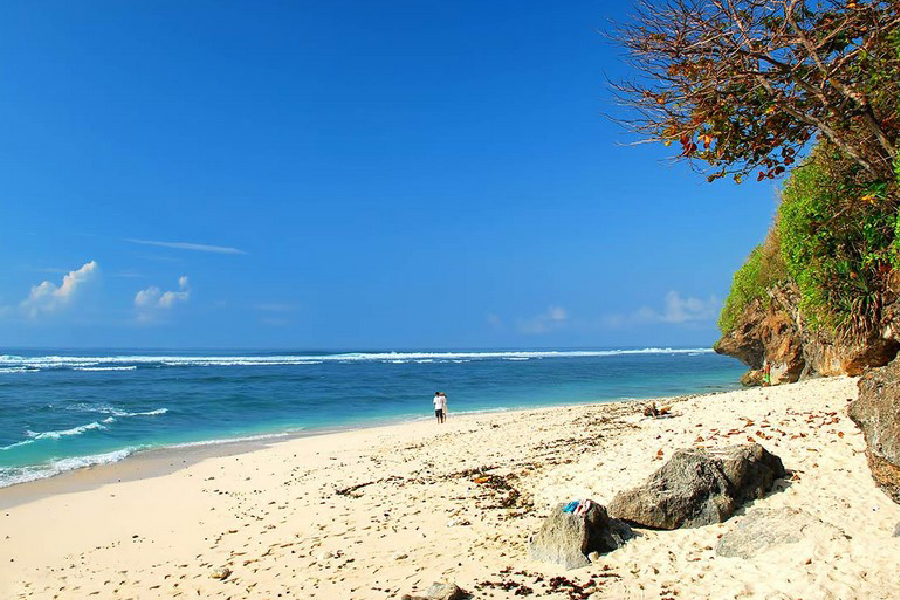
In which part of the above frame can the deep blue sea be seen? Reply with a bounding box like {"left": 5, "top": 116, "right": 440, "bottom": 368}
{"left": 0, "top": 347, "right": 744, "bottom": 487}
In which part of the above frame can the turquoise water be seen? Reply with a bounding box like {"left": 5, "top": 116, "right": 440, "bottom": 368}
{"left": 0, "top": 347, "right": 745, "bottom": 487}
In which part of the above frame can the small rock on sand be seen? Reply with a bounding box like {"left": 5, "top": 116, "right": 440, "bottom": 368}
{"left": 210, "top": 567, "right": 231, "bottom": 580}
{"left": 529, "top": 502, "right": 632, "bottom": 569}
{"left": 425, "top": 582, "right": 466, "bottom": 600}
{"left": 715, "top": 507, "right": 841, "bottom": 559}
{"left": 401, "top": 582, "right": 466, "bottom": 600}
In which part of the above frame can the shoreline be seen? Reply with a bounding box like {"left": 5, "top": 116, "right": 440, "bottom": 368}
{"left": 4, "top": 377, "right": 898, "bottom": 599}
{"left": 0, "top": 387, "right": 739, "bottom": 506}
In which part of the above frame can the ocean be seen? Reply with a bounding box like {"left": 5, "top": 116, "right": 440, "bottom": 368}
{"left": 0, "top": 347, "right": 745, "bottom": 488}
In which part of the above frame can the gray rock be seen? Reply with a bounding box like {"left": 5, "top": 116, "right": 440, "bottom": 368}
{"left": 425, "top": 582, "right": 466, "bottom": 600}
{"left": 400, "top": 582, "right": 466, "bottom": 600}
{"left": 607, "top": 443, "right": 785, "bottom": 530}
{"left": 210, "top": 567, "right": 231, "bottom": 580}
{"left": 529, "top": 502, "right": 632, "bottom": 569}
{"left": 851, "top": 360, "right": 900, "bottom": 504}
{"left": 894, "top": 521, "right": 900, "bottom": 537}
{"left": 716, "top": 507, "right": 841, "bottom": 558}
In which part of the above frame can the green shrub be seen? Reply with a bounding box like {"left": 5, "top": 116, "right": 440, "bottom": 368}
{"left": 778, "top": 143, "right": 897, "bottom": 336}
{"left": 718, "top": 229, "right": 786, "bottom": 334}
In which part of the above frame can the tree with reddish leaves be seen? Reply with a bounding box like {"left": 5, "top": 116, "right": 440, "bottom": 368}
{"left": 611, "top": 0, "right": 900, "bottom": 184}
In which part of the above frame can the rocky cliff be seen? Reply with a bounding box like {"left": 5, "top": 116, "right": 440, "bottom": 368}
{"left": 851, "top": 360, "right": 900, "bottom": 504}
{"left": 714, "top": 283, "right": 900, "bottom": 385}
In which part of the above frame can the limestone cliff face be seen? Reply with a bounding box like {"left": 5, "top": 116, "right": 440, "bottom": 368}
{"left": 851, "top": 360, "right": 900, "bottom": 504}
{"left": 714, "top": 284, "right": 900, "bottom": 385}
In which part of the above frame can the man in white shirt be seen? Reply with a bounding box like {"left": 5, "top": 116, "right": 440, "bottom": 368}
{"left": 433, "top": 392, "right": 444, "bottom": 423}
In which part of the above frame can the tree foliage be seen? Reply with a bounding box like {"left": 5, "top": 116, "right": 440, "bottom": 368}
{"left": 777, "top": 141, "right": 897, "bottom": 336}
{"left": 613, "top": 0, "right": 900, "bottom": 183}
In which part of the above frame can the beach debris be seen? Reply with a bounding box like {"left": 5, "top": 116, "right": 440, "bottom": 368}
{"left": 715, "top": 507, "right": 841, "bottom": 559}
{"left": 336, "top": 481, "right": 376, "bottom": 497}
{"left": 608, "top": 443, "right": 785, "bottom": 529}
{"left": 209, "top": 567, "right": 231, "bottom": 580}
{"left": 643, "top": 402, "right": 673, "bottom": 418}
{"left": 529, "top": 501, "right": 632, "bottom": 569}
{"left": 476, "top": 568, "right": 619, "bottom": 599}
{"left": 894, "top": 521, "right": 900, "bottom": 538}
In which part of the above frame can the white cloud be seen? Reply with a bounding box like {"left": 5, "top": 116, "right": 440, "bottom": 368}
{"left": 135, "top": 276, "right": 190, "bottom": 322}
{"left": 605, "top": 291, "right": 720, "bottom": 327}
{"left": 126, "top": 238, "right": 246, "bottom": 255}
{"left": 516, "top": 305, "right": 568, "bottom": 334}
{"left": 21, "top": 261, "right": 99, "bottom": 318}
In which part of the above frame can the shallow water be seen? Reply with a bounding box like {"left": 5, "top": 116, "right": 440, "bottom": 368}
{"left": 0, "top": 347, "right": 745, "bottom": 487}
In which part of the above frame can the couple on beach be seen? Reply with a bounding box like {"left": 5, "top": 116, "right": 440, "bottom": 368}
{"left": 432, "top": 392, "right": 448, "bottom": 423}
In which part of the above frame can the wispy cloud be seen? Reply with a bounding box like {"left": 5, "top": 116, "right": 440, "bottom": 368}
{"left": 22, "top": 266, "right": 70, "bottom": 274}
{"left": 260, "top": 317, "right": 292, "bottom": 327}
{"left": 255, "top": 303, "right": 298, "bottom": 312}
{"left": 21, "top": 261, "right": 100, "bottom": 318}
{"left": 135, "top": 276, "right": 190, "bottom": 322}
{"left": 516, "top": 306, "right": 568, "bottom": 334}
{"left": 605, "top": 291, "right": 720, "bottom": 327}
{"left": 126, "top": 238, "right": 246, "bottom": 255}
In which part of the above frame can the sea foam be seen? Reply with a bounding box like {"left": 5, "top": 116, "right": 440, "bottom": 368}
{"left": 25, "top": 421, "right": 106, "bottom": 440}
{"left": 0, "top": 448, "right": 137, "bottom": 488}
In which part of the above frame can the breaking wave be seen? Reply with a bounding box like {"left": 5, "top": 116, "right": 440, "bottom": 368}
{"left": 25, "top": 421, "right": 106, "bottom": 440}
{"left": 0, "top": 448, "right": 137, "bottom": 488}
{"left": 0, "top": 348, "right": 713, "bottom": 371}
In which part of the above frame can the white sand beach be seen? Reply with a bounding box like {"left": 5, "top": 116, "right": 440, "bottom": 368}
{"left": 2, "top": 377, "right": 899, "bottom": 600}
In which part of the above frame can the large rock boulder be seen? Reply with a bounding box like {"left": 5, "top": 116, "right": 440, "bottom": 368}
{"left": 528, "top": 502, "right": 632, "bottom": 569}
{"left": 715, "top": 507, "right": 841, "bottom": 559}
{"left": 607, "top": 444, "right": 785, "bottom": 530}
{"left": 850, "top": 359, "right": 900, "bottom": 504}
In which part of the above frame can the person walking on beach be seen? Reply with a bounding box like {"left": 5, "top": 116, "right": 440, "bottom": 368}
{"left": 439, "top": 392, "right": 448, "bottom": 422}
{"left": 433, "top": 392, "right": 444, "bottom": 423}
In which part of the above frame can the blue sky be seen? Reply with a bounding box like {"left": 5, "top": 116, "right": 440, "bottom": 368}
{"left": 0, "top": 1, "right": 780, "bottom": 349}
